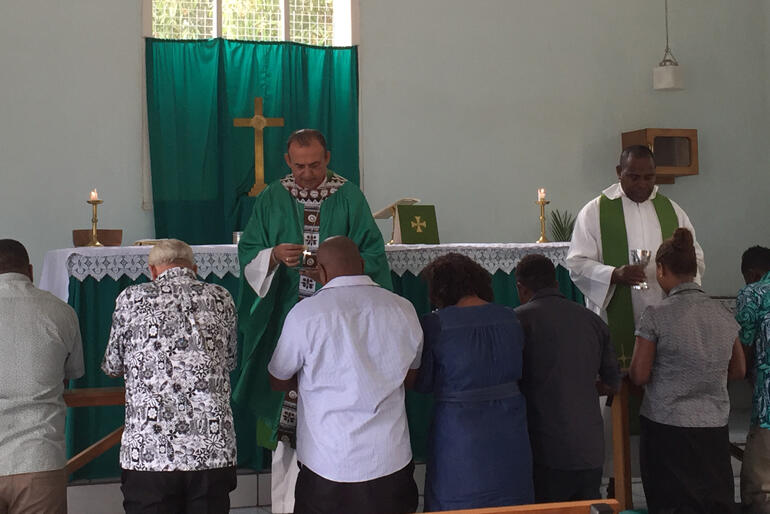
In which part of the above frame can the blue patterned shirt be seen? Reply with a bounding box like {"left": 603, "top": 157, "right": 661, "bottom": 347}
{"left": 736, "top": 270, "right": 770, "bottom": 428}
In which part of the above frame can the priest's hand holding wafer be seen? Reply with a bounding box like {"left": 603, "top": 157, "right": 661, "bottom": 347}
{"left": 272, "top": 244, "right": 306, "bottom": 268}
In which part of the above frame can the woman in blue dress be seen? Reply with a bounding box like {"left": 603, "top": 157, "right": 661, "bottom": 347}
{"left": 415, "top": 253, "right": 534, "bottom": 511}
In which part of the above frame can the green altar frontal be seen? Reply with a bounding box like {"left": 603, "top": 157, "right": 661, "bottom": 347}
{"left": 40, "top": 243, "right": 580, "bottom": 479}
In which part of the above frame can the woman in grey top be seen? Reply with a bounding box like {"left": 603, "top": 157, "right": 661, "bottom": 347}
{"left": 629, "top": 228, "right": 745, "bottom": 514}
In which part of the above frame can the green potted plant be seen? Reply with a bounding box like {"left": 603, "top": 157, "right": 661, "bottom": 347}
{"left": 550, "top": 209, "right": 576, "bottom": 242}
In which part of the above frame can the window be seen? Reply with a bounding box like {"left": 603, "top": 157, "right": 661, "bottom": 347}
{"left": 150, "top": 0, "right": 351, "bottom": 46}
{"left": 152, "top": 1, "right": 215, "bottom": 40}
{"left": 287, "top": 0, "right": 334, "bottom": 46}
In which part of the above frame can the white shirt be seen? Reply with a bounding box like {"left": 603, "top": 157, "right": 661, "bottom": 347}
{"left": 566, "top": 183, "right": 705, "bottom": 324}
{"left": 268, "top": 275, "right": 423, "bottom": 482}
{"left": 0, "top": 272, "right": 84, "bottom": 476}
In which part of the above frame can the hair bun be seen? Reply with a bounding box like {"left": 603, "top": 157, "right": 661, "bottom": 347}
{"left": 672, "top": 228, "right": 694, "bottom": 251}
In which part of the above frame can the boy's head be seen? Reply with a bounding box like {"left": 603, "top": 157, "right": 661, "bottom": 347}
{"left": 741, "top": 245, "right": 770, "bottom": 285}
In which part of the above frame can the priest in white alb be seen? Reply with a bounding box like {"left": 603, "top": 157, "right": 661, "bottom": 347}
{"left": 566, "top": 145, "right": 705, "bottom": 489}
{"left": 566, "top": 145, "right": 704, "bottom": 368}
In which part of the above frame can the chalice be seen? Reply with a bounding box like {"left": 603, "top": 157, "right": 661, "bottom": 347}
{"left": 630, "top": 249, "right": 652, "bottom": 290}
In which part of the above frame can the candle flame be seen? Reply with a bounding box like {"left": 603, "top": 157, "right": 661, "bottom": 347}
{"left": 90, "top": 189, "right": 99, "bottom": 201}
{"left": 538, "top": 188, "right": 546, "bottom": 201}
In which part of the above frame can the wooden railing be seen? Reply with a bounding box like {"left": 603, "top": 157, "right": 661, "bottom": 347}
{"left": 610, "top": 379, "right": 632, "bottom": 510}
{"left": 63, "top": 387, "right": 125, "bottom": 475}
{"left": 434, "top": 499, "right": 620, "bottom": 513}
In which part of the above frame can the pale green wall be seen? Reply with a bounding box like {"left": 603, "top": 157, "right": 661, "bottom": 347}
{"left": 359, "top": 0, "right": 770, "bottom": 296}
{"left": 1, "top": 1, "right": 767, "bottom": 297}
{"left": 0, "top": 0, "right": 153, "bottom": 279}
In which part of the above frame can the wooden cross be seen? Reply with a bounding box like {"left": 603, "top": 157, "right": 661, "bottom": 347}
{"left": 411, "top": 216, "right": 427, "bottom": 233}
{"left": 233, "top": 97, "right": 285, "bottom": 196}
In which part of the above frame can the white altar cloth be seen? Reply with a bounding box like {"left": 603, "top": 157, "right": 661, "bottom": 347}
{"left": 39, "top": 242, "right": 570, "bottom": 302}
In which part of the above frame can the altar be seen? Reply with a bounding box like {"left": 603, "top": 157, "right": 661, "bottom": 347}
{"left": 40, "top": 242, "right": 581, "bottom": 480}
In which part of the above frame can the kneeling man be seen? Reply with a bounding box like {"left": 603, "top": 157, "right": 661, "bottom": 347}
{"left": 102, "top": 239, "right": 238, "bottom": 513}
{"left": 0, "top": 239, "right": 84, "bottom": 514}
{"left": 268, "top": 236, "right": 423, "bottom": 514}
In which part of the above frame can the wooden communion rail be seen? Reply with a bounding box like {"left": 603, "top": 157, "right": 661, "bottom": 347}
{"left": 433, "top": 499, "right": 620, "bottom": 513}
{"left": 63, "top": 387, "right": 125, "bottom": 475}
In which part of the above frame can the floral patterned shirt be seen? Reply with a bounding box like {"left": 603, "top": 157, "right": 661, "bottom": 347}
{"left": 102, "top": 266, "right": 238, "bottom": 471}
{"left": 736, "top": 270, "right": 770, "bottom": 428}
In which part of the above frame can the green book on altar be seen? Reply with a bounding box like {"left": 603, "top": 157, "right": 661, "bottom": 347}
{"left": 395, "top": 204, "right": 439, "bottom": 244}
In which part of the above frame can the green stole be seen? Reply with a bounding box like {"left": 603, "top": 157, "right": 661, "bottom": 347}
{"left": 599, "top": 192, "right": 678, "bottom": 368}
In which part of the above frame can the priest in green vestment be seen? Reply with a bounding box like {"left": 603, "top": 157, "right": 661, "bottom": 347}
{"left": 233, "top": 129, "right": 391, "bottom": 513}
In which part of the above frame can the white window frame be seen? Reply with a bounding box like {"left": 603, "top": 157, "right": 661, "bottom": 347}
{"left": 142, "top": 0, "right": 358, "bottom": 46}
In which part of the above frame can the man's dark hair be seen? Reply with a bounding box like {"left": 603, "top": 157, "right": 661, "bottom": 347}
{"left": 286, "top": 129, "right": 327, "bottom": 153}
{"left": 0, "top": 239, "right": 30, "bottom": 274}
{"left": 422, "top": 253, "right": 493, "bottom": 308}
{"left": 741, "top": 245, "right": 770, "bottom": 275}
{"left": 515, "top": 254, "right": 557, "bottom": 292}
{"left": 619, "top": 145, "right": 656, "bottom": 169}
{"left": 656, "top": 228, "right": 697, "bottom": 276}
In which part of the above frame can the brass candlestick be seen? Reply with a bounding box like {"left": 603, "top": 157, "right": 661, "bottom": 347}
{"left": 536, "top": 199, "right": 550, "bottom": 243}
{"left": 86, "top": 199, "right": 104, "bottom": 247}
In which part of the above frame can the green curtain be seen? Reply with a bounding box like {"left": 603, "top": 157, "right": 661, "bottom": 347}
{"left": 146, "top": 39, "right": 359, "bottom": 244}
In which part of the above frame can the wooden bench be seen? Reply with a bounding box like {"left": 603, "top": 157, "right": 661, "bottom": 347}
{"left": 431, "top": 498, "right": 620, "bottom": 513}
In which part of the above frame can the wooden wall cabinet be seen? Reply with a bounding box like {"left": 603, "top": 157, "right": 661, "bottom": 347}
{"left": 621, "top": 128, "right": 698, "bottom": 184}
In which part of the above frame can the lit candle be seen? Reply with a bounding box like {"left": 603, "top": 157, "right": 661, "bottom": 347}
{"left": 538, "top": 188, "right": 546, "bottom": 202}
{"left": 90, "top": 189, "right": 99, "bottom": 201}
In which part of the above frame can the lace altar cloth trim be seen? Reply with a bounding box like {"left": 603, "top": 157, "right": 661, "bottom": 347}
{"left": 385, "top": 243, "right": 570, "bottom": 276}
{"left": 45, "top": 244, "right": 734, "bottom": 310}
{"left": 63, "top": 243, "right": 569, "bottom": 281}
{"left": 39, "top": 243, "right": 570, "bottom": 304}
{"left": 66, "top": 249, "right": 239, "bottom": 282}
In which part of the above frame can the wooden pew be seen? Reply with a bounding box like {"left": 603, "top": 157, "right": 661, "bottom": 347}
{"left": 432, "top": 498, "right": 620, "bottom": 513}
{"left": 64, "top": 387, "right": 126, "bottom": 474}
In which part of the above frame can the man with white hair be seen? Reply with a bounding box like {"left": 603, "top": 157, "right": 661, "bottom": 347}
{"left": 102, "top": 239, "right": 238, "bottom": 513}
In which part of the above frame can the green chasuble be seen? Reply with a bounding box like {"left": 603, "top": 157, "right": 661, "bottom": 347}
{"left": 233, "top": 171, "right": 391, "bottom": 449}
{"left": 599, "top": 193, "right": 678, "bottom": 366}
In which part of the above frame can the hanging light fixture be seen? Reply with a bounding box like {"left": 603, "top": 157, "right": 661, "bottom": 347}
{"left": 653, "top": 0, "right": 684, "bottom": 90}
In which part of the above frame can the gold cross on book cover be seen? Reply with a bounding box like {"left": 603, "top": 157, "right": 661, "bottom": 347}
{"left": 373, "top": 199, "right": 439, "bottom": 244}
